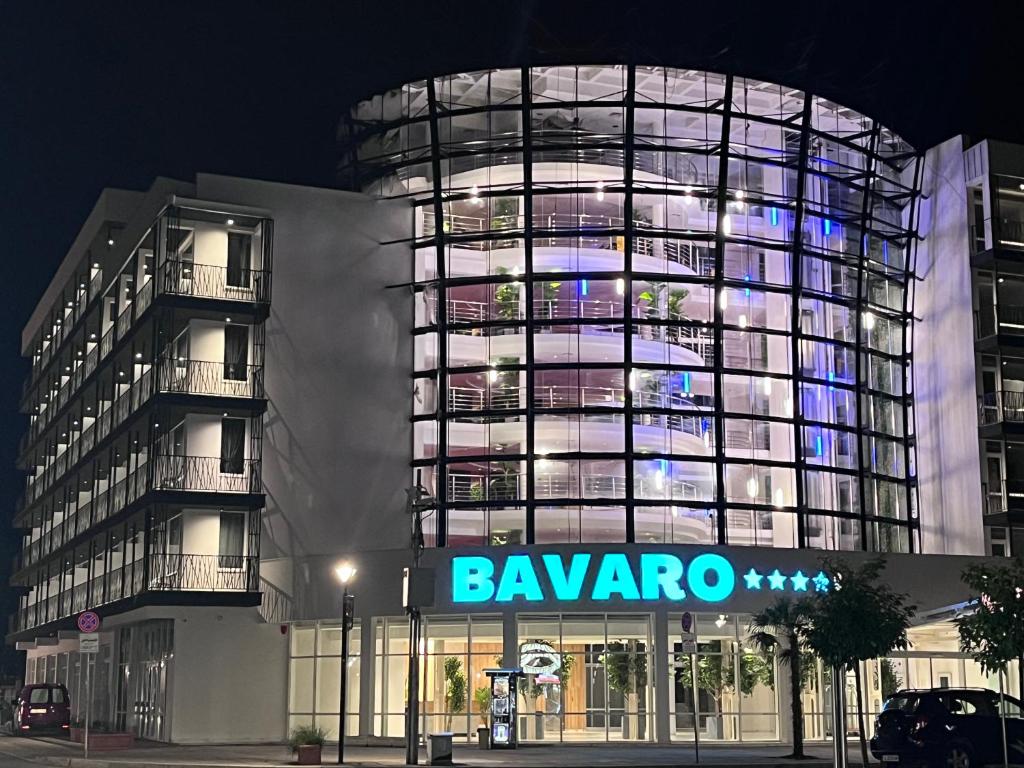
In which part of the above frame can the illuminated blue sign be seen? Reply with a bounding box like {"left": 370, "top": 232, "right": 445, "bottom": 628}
{"left": 451, "top": 553, "right": 829, "bottom": 604}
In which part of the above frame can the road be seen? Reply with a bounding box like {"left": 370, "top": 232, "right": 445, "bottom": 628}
{"left": 0, "top": 737, "right": 51, "bottom": 768}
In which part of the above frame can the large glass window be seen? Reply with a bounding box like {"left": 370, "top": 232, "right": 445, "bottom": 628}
{"left": 349, "top": 66, "right": 921, "bottom": 553}
{"left": 287, "top": 621, "right": 362, "bottom": 741}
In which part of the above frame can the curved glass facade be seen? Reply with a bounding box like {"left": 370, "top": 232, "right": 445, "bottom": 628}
{"left": 339, "top": 66, "right": 923, "bottom": 553}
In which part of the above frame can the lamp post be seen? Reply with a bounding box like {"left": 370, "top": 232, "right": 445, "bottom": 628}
{"left": 335, "top": 562, "right": 356, "bottom": 765}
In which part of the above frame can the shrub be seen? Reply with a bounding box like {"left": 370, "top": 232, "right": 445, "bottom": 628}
{"left": 288, "top": 724, "right": 327, "bottom": 752}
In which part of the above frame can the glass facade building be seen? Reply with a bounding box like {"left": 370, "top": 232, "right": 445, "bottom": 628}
{"left": 340, "top": 66, "right": 924, "bottom": 554}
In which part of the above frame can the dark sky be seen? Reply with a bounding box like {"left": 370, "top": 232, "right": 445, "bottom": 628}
{"left": 0, "top": 0, "right": 1020, "bottom": 662}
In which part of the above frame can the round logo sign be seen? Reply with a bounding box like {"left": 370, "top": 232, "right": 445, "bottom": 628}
{"left": 77, "top": 611, "right": 100, "bottom": 633}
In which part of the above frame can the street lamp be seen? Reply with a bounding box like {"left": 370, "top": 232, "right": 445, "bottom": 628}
{"left": 334, "top": 562, "right": 356, "bottom": 765}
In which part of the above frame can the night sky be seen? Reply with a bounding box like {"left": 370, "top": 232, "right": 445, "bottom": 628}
{"left": 0, "top": 0, "right": 1021, "bottom": 670}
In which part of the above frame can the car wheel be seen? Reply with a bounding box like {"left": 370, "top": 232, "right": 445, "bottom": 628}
{"left": 944, "top": 744, "right": 974, "bottom": 768}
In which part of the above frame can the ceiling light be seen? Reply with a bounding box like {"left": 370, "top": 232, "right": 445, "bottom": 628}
{"left": 227, "top": 218, "right": 235, "bottom": 226}
{"left": 225, "top": 317, "right": 232, "bottom": 323}
{"left": 107, "top": 238, "right": 114, "bottom": 246}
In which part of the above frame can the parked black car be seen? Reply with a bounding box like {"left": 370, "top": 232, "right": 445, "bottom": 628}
{"left": 13, "top": 683, "right": 70, "bottom": 734}
{"left": 871, "top": 687, "right": 1024, "bottom": 767}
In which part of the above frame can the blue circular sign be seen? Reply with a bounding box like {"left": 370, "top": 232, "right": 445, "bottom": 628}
{"left": 77, "top": 611, "right": 100, "bottom": 633}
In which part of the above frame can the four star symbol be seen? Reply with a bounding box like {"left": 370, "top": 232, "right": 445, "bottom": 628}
{"left": 743, "top": 568, "right": 764, "bottom": 590}
{"left": 741, "top": 568, "right": 826, "bottom": 593}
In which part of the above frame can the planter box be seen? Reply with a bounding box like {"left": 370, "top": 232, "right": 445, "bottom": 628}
{"left": 69, "top": 728, "right": 135, "bottom": 750}
{"left": 295, "top": 744, "right": 322, "bottom": 765}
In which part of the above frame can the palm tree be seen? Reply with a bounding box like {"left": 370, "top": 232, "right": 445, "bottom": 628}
{"left": 748, "top": 597, "right": 814, "bottom": 759}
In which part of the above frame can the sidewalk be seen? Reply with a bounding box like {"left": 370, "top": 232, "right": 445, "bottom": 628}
{"left": 0, "top": 736, "right": 855, "bottom": 768}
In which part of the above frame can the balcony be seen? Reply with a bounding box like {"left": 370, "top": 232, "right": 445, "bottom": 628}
{"left": 11, "top": 553, "right": 258, "bottom": 636}
{"left": 153, "top": 455, "right": 261, "bottom": 495}
{"left": 22, "top": 261, "right": 269, "bottom": 419}
{"left": 18, "top": 454, "right": 261, "bottom": 575}
{"left": 978, "top": 390, "right": 1024, "bottom": 426}
{"left": 156, "top": 358, "right": 264, "bottom": 399}
{"left": 158, "top": 261, "right": 270, "bottom": 304}
{"left": 19, "top": 357, "right": 264, "bottom": 501}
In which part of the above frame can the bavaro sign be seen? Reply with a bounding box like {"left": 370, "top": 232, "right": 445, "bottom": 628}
{"left": 451, "top": 552, "right": 830, "bottom": 605}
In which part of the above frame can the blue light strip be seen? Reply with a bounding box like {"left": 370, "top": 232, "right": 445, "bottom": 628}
{"left": 580, "top": 279, "right": 588, "bottom": 296}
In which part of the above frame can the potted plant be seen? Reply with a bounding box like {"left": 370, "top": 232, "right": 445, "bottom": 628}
{"left": 289, "top": 724, "right": 327, "bottom": 765}
{"left": 474, "top": 686, "right": 491, "bottom": 748}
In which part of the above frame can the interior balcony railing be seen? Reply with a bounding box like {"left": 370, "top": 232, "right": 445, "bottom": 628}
{"left": 984, "top": 478, "right": 1024, "bottom": 515}
{"left": 11, "top": 553, "right": 258, "bottom": 634}
{"left": 446, "top": 472, "right": 701, "bottom": 503}
{"left": 998, "top": 219, "right": 1024, "bottom": 249}
{"left": 978, "top": 390, "right": 1024, "bottom": 425}
{"left": 157, "top": 261, "right": 270, "bottom": 304}
{"left": 447, "top": 384, "right": 712, "bottom": 417}
{"left": 152, "top": 455, "right": 261, "bottom": 494}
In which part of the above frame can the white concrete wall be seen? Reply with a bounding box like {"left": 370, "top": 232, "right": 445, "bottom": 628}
{"left": 189, "top": 319, "right": 224, "bottom": 362}
{"left": 914, "top": 136, "right": 986, "bottom": 555}
{"left": 192, "top": 223, "right": 228, "bottom": 268}
{"left": 165, "top": 607, "right": 287, "bottom": 743}
{"left": 192, "top": 175, "right": 412, "bottom": 618}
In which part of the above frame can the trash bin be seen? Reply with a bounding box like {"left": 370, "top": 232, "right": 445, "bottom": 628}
{"left": 427, "top": 732, "right": 453, "bottom": 765}
{"left": 477, "top": 725, "right": 490, "bottom": 749}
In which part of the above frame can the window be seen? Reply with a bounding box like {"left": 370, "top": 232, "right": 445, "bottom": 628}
{"left": 51, "top": 687, "right": 65, "bottom": 704}
{"left": 218, "top": 512, "right": 245, "bottom": 568}
{"left": 227, "top": 232, "right": 252, "bottom": 288}
{"left": 223, "top": 325, "right": 249, "bottom": 381}
{"left": 29, "top": 688, "right": 48, "bottom": 704}
{"left": 220, "top": 418, "right": 245, "bottom": 474}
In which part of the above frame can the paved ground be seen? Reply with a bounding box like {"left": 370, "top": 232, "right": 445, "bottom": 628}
{"left": 0, "top": 735, "right": 857, "bottom": 768}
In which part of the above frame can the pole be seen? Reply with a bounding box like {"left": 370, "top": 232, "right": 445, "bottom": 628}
{"left": 84, "top": 654, "right": 91, "bottom": 759}
{"left": 406, "top": 608, "right": 421, "bottom": 765}
{"left": 338, "top": 586, "right": 350, "bottom": 765}
{"left": 999, "top": 667, "right": 1009, "bottom": 768}
{"left": 690, "top": 653, "right": 700, "bottom": 764}
{"left": 831, "top": 665, "right": 847, "bottom": 768}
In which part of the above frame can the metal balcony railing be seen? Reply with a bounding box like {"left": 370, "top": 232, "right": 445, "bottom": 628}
{"left": 446, "top": 472, "right": 700, "bottom": 503}
{"left": 20, "top": 357, "right": 263, "bottom": 500}
{"left": 153, "top": 455, "right": 261, "bottom": 494}
{"left": 157, "top": 358, "right": 264, "bottom": 399}
{"left": 979, "top": 390, "right": 1024, "bottom": 425}
{"left": 11, "top": 553, "right": 257, "bottom": 634}
{"left": 147, "top": 553, "right": 259, "bottom": 592}
{"left": 158, "top": 261, "right": 270, "bottom": 304}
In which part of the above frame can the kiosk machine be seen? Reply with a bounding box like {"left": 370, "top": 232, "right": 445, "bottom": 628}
{"left": 483, "top": 668, "right": 522, "bottom": 748}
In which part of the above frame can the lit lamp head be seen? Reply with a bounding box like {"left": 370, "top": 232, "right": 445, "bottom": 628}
{"left": 335, "top": 562, "right": 357, "bottom": 587}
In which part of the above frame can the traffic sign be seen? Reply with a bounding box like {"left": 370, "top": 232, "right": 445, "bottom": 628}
{"left": 77, "top": 611, "right": 100, "bottom": 633}
{"left": 680, "top": 611, "right": 698, "bottom": 654}
{"left": 79, "top": 633, "right": 99, "bottom": 654}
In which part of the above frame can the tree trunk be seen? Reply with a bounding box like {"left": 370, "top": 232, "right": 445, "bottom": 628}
{"left": 789, "top": 632, "right": 805, "bottom": 759}
{"left": 853, "top": 663, "right": 870, "bottom": 767}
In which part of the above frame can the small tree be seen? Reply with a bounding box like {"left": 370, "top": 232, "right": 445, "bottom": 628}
{"left": 748, "top": 597, "right": 814, "bottom": 759}
{"left": 803, "top": 557, "right": 915, "bottom": 768}
{"left": 601, "top": 641, "right": 648, "bottom": 738}
{"left": 443, "top": 656, "right": 467, "bottom": 731}
{"left": 473, "top": 686, "right": 491, "bottom": 728}
{"left": 955, "top": 558, "right": 1024, "bottom": 704}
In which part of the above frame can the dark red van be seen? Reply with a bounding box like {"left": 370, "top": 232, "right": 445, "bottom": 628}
{"left": 14, "top": 684, "right": 70, "bottom": 733}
